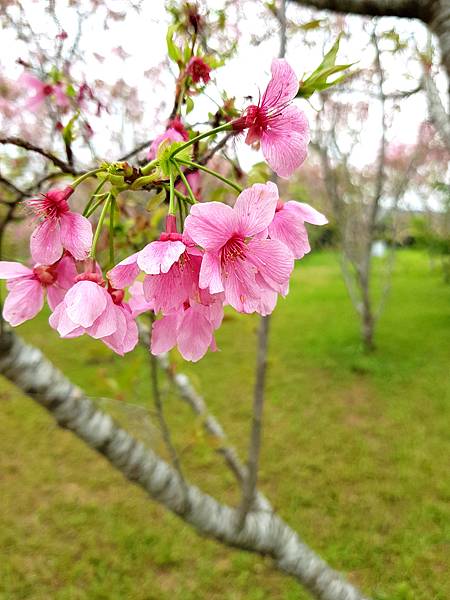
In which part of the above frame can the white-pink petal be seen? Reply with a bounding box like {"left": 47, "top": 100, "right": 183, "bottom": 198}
{"left": 64, "top": 281, "right": 107, "bottom": 328}
{"left": 0, "top": 261, "right": 33, "bottom": 279}
{"left": 3, "top": 278, "right": 44, "bottom": 326}
{"left": 108, "top": 253, "right": 140, "bottom": 289}
{"left": 137, "top": 240, "right": 186, "bottom": 275}
{"left": 261, "top": 105, "right": 310, "bottom": 178}
{"left": 184, "top": 202, "right": 236, "bottom": 251}
{"left": 177, "top": 305, "right": 213, "bottom": 362}
{"left": 151, "top": 313, "right": 179, "bottom": 355}
{"left": 30, "top": 219, "right": 63, "bottom": 265}
{"left": 59, "top": 212, "right": 93, "bottom": 260}
{"left": 285, "top": 201, "right": 328, "bottom": 225}
{"left": 199, "top": 252, "right": 224, "bottom": 293}
{"left": 234, "top": 182, "right": 278, "bottom": 237}
{"left": 261, "top": 59, "right": 299, "bottom": 109}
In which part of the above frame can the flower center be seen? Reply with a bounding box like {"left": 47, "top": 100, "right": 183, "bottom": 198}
{"left": 109, "top": 287, "right": 125, "bottom": 305}
{"left": 33, "top": 265, "right": 57, "bottom": 286}
{"left": 220, "top": 236, "right": 246, "bottom": 266}
{"left": 75, "top": 272, "right": 104, "bottom": 285}
{"left": 43, "top": 84, "right": 54, "bottom": 96}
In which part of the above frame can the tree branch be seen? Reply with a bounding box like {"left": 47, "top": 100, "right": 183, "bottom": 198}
{"left": 289, "top": 0, "right": 430, "bottom": 21}
{"left": 0, "top": 330, "right": 370, "bottom": 600}
{"left": 0, "top": 136, "right": 80, "bottom": 175}
{"left": 239, "top": 314, "right": 271, "bottom": 524}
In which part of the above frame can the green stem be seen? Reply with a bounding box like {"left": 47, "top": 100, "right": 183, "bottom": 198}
{"left": 90, "top": 193, "right": 112, "bottom": 260}
{"left": 72, "top": 168, "right": 103, "bottom": 189}
{"left": 168, "top": 169, "right": 175, "bottom": 215}
{"left": 175, "top": 162, "right": 197, "bottom": 204}
{"left": 171, "top": 122, "right": 231, "bottom": 158}
{"left": 85, "top": 194, "right": 108, "bottom": 219}
{"left": 109, "top": 196, "right": 116, "bottom": 268}
{"left": 83, "top": 177, "right": 108, "bottom": 216}
{"left": 140, "top": 159, "right": 159, "bottom": 177}
{"left": 179, "top": 159, "right": 242, "bottom": 193}
{"left": 162, "top": 184, "right": 194, "bottom": 205}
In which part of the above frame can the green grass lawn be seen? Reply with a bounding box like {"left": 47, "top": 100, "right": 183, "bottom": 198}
{"left": 1, "top": 249, "right": 449, "bottom": 600}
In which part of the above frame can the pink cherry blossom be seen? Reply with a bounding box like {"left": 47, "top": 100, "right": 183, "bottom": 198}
{"left": 49, "top": 271, "right": 138, "bottom": 356}
{"left": 128, "top": 281, "right": 153, "bottom": 317}
{"left": 19, "top": 72, "right": 69, "bottom": 111}
{"left": 269, "top": 200, "right": 328, "bottom": 259}
{"left": 108, "top": 215, "right": 200, "bottom": 315}
{"left": 184, "top": 182, "right": 294, "bottom": 314}
{"left": 186, "top": 56, "right": 211, "bottom": 84}
{"left": 151, "top": 284, "right": 224, "bottom": 362}
{"left": 167, "top": 117, "right": 189, "bottom": 140}
{"left": 147, "top": 127, "right": 185, "bottom": 160}
{"left": 27, "top": 186, "right": 93, "bottom": 265}
{"left": 0, "top": 255, "right": 77, "bottom": 326}
{"left": 233, "top": 59, "right": 310, "bottom": 178}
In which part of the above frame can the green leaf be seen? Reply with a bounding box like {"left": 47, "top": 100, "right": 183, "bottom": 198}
{"left": 166, "top": 24, "right": 181, "bottom": 64}
{"left": 65, "top": 83, "right": 76, "bottom": 98}
{"left": 185, "top": 96, "right": 194, "bottom": 114}
{"left": 297, "top": 35, "right": 355, "bottom": 99}
{"left": 298, "top": 19, "right": 324, "bottom": 31}
{"left": 62, "top": 112, "right": 80, "bottom": 145}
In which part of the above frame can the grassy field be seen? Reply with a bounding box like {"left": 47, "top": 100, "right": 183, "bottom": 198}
{"left": 1, "top": 249, "right": 449, "bottom": 600}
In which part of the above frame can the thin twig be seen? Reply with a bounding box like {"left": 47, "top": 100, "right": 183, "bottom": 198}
{"left": 149, "top": 321, "right": 189, "bottom": 510}
{"left": 238, "top": 315, "right": 271, "bottom": 525}
{"left": 118, "top": 139, "right": 153, "bottom": 162}
{"left": 0, "top": 136, "right": 79, "bottom": 175}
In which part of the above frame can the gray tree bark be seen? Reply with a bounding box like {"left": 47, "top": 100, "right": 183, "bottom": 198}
{"left": 0, "top": 330, "right": 370, "bottom": 600}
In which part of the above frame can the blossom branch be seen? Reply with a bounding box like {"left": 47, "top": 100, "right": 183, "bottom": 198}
{"left": 0, "top": 136, "right": 80, "bottom": 175}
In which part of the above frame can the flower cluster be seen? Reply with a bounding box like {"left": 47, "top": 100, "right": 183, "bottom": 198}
{"left": 1, "top": 58, "right": 327, "bottom": 362}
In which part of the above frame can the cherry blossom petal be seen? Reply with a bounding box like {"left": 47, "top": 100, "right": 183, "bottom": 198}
{"left": 284, "top": 201, "right": 328, "bottom": 225}
{"left": 53, "top": 83, "right": 70, "bottom": 108}
{"left": 246, "top": 238, "right": 294, "bottom": 292}
{"left": 137, "top": 240, "right": 186, "bottom": 275}
{"left": 147, "top": 128, "right": 184, "bottom": 160}
{"left": 54, "top": 255, "right": 78, "bottom": 289}
{"left": 261, "top": 105, "right": 310, "bottom": 178}
{"left": 108, "top": 253, "right": 140, "bottom": 288}
{"left": 177, "top": 305, "right": 213, "bottom": 362}
{"left": 268, "top": 207, "right": 311, "bottom": 259}
{"left": 261, "top": 59, "right": 299, "bottom": 109}
{"left": 64, "top": 281, "right": 107, "bottom": 328}
{"left": 30, "top": 219, "right": 63, "bottom": 265}
{"left": 59, "top": 212, "right": 93, "bottom": 260}
{"left": 87, "top": 297, "right": 118, "bottom": 339}
{"left": 234, "top": 182, "right": 278, "bottom": 237}
{"left": 101, "top": 305, "right": 137, "bottom": 355}
{"left": 3, "top": 278, "right": 44, "bottom": 326}
{"left": 256, "top": 288, "right": 278, "bottom": 316}
{"left": 184, "top": 202, "right": 236, "bottom": 251}
{"left": 47, "top": 283, "right": 67, "bottom": 310}
{"left": 151, "top": 313, "right": 179, "bottom": 355}
{"left": 49, "top": 302, "right": 82, "bottom": 337}
{"left": 0, "top": 261, "right": 33, "bottom": 279}
{"left": 143, "top": 266, "right": 188, "bottom": 314}
{"left": 128, "top": 281, "right": 153, "bottom": 317}
{"left": 222, "top": 258, "right": 260, "bottom": 313}
{"left": 199, "top": 251, "right": 224, "bottom": 293}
